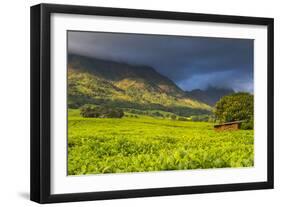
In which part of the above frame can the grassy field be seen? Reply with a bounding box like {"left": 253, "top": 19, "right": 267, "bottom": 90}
{"left": 68, "top": 109, "right": 254, "bottom": 175}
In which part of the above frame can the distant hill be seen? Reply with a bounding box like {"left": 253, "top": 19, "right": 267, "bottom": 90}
{"left": 185, "top": 87, "right": 235, "bottom": 106}
{"left": 67, "top": 54, "right": 212, "bottom": 116}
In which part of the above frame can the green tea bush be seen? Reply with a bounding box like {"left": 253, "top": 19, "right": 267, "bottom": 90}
{"left": 178, "top": 117, "right": 188, "bottom": 121}
{"left": 68, "top": 109, "right": 254, "bottom": 175}
{"left": 190, "top": 115, "right": 210, "bottom": 122}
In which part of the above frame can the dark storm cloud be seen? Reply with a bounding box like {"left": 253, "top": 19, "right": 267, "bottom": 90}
{"left": 68, "top": 31, "right": 253, "bottom": 92}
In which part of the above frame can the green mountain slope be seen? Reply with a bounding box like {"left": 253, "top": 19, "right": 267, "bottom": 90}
{"left": 68, "top": 54, "right": 212, "bottom": 116}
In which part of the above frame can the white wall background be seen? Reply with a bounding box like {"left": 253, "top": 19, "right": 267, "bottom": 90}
{"left": 0, "top": 0, "right": 279, "bottom": 206}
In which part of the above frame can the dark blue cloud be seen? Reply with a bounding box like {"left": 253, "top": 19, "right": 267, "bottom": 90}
{"left": 68, "top": 31, "right": 253, "bottom": 92}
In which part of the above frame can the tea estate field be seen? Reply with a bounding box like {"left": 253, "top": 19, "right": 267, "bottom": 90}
{"left": 68, "top": 109, "right": 254, "bottom": 175}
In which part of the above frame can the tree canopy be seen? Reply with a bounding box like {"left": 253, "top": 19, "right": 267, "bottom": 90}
{"left": 214, "top": 92, "right": 253, "bottom": 129}
{"left": 80, "top": 104, "right": 124, "bottom": 118}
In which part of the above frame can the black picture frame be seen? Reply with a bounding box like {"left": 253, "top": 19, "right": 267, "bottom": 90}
{"left": 30, "top": 3, "right": 274, "bottom": 204}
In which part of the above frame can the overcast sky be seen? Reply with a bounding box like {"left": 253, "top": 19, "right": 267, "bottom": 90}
{"left": 68, "top": 31, "right": 254, "bottom": 92}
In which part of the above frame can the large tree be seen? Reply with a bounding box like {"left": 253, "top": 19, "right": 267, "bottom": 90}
{"left": 214, "top": 92, "right": 253, "bottom": 129}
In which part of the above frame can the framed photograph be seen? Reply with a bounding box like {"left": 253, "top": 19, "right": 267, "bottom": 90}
{"left": 30, "top": 3, "right": 274, "bottom": 203}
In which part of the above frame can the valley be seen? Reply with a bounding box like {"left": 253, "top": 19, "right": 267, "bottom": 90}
{"left": 67, "top": 53, "right": 254, "bottom": 175}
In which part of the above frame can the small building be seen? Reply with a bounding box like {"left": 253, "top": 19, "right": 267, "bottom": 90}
{"left": 214, "top": 121, "right": 243, "bottom": 131}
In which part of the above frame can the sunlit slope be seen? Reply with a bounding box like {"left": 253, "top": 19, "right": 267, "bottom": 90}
{"left": 68, "top": 54, "right": 212, "bottom": 116}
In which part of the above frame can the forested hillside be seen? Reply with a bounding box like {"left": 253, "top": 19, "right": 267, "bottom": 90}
{"left": 68, "top": 54, "right": 212, "bottom": 116}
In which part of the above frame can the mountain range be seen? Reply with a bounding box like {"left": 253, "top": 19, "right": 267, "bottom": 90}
{"left": 185, "top": 87, "right": 235, "bottom": 106}
{"left": 67, "top": 54, "right": 234, "bottom": 116}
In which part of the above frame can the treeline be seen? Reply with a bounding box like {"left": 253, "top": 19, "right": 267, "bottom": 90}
{"left": 68, "top": 95, "right": 211, "bottom": 117}
{"left": 126, "top": 108, "right": 215, "bottom": 122}
{"left": 78, "top": 103, "right": 217, "bottom": 122}
{"left": 80, "top": 104, "right": 124, "bottom": 118}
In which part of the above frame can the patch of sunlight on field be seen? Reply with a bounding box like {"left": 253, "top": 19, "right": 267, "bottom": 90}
{"left": 67, "top": 109, "right": 254, "bottom": 175}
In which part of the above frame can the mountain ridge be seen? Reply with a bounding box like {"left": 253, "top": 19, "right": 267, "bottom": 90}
{"left": 68, "top": 54, "right": 184, "bottom": 96}
{"left": 67, "top": 54, "right": 214, "bottom": 116}
{"left": 185, "top": 87, "right": 235, "bottom": 106}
